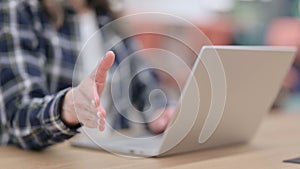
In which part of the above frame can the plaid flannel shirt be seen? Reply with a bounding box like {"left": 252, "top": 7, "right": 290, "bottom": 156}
{"left": 0, "top": 0, "right": 164, "bottom": 150}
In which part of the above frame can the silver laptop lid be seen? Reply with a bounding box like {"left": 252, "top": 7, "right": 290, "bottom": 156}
{"left": 158, "top": 46, "right": 296, "bottom": 156}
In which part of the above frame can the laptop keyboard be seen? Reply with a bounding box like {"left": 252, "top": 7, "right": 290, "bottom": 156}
{"left": 71, "top": 132, "right": 163, "bottom": 150}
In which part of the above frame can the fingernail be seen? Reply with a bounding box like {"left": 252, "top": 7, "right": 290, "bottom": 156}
{"left": 106, "top": 51, "right": 113, "bottom": 56}
{"left": 97, "top": 118, "right": 101, "bottom": 125}
{"left": 99, "top": 125, "right": 105, "bottom": 131}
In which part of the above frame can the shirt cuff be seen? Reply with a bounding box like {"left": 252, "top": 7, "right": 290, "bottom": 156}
{"left": 42, "top": 88, "right": 80, "bottom": 141}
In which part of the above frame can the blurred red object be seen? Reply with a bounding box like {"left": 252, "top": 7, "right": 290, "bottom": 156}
{"left": 266, "top": 17, "right": 300, "bottom": 89}
{"left": 265, "top": 17, "right": 300, "bottom": 63}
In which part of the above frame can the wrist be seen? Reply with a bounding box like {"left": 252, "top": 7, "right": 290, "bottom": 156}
{"left": 61, "top": 88, "right": 79, "bottom": 126}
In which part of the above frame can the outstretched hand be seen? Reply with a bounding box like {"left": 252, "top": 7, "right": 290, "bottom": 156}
{"left": 62, "top": 51, "right": 115, "bottom": 131}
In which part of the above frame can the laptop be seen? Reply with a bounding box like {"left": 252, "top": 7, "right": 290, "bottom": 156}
{"left": 70, "top": 46, "right": 296, "bottom": 157}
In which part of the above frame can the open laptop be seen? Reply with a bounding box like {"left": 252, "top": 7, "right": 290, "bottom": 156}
{"left": 70, "top": 46, "right": 296, "bottom": 157}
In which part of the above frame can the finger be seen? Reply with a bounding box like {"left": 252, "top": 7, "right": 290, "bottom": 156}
{"left": 100, "top": 110, "right": 106, "bottom": 118}
{"left": 96, "top": 106, "right": 106, "bottom": 118}
{"left": 76, "top": 87, "right": 105, "bottom": 123}
{"left": 93, "top": 100, "right": 105, "bottom": 116}
{"left": 151, "top": 118, "right": 167, "bottom": 134}
{"left": 97, "top": 111, "right": 106, "bottom": 119}
{"left": 98, "top": 124, "right": 105, "bottom": 131}
{"left": 95, "top": 51, "right": 115, "bottom": 82}
{"left": 92, "top": 100, "right": 106, "bottom": 118}
{"left": 148, "top": 107, "right": 175, "bottom": 134}
{"left": 150, "top": 108, "right": 165, "bottom": 122}
{"left": 92, "top": 51, "right": 115, "bottom": 94}
{"left": 97, "top": 118, "right": 105, "bottom": 131}
{"left": 91, "top": 51, "right": 115, "bottom": 108}
{"left": 165, "top": 108, "right": 175, "bottom": 119}
{"left": 97, "top": 118, "right": 105, "bottom": 126}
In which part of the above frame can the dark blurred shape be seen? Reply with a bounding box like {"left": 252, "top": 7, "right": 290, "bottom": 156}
{"left": 265, "top": 17, "right": 300, "bottom": 108}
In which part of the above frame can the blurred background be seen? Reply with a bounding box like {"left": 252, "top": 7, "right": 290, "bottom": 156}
{"left": 109, "top": 0, "right": 300, "bottom": 111}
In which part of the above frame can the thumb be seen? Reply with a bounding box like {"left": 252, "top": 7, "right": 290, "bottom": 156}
{"left": 91, "top": 51, "right": 115, "bottom": 106}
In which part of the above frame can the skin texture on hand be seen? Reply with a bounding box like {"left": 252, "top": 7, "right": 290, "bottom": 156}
{"left": 61, "top": 51, "right": 115, "bottom": 131}
{"left": 61, "top": 50, "right": 174, "bottom": 133}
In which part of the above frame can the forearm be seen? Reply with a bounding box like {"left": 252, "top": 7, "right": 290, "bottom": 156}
{"left": 0, "top": 1, "right": 81, "bottom": 150}
{"left": 7, "top": 88, "right": 79, "bottom": 150}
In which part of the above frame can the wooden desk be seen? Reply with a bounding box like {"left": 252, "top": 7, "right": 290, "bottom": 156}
{"left": 1, "top": 111, "right": 300, "bottom": 169}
